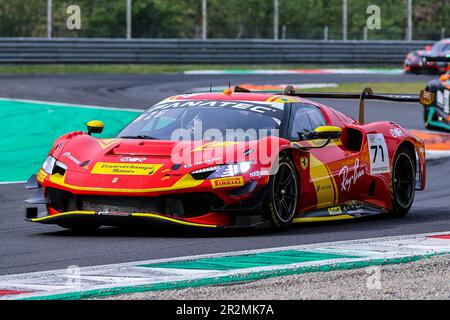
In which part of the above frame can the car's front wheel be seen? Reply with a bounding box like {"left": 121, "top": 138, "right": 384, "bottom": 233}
{"left": 263, "top": 157, "right": 299, "bottom": 229}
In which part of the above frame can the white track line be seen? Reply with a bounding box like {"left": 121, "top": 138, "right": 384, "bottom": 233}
{"left": 0, "top": 97, "right": 143, "bottom": 112}
{"left": 0, "top": 181, "right": 26, "bottom": 185}
{"left": 1, "top": 231, "right": 449, "bottom": 300}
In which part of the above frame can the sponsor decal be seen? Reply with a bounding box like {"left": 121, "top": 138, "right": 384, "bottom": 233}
{"left": 91, "top": 163, "right": 163, "bottom": 176}
{"left": 339, "top": 158, "right": 365, "bottom": 192}
{"left": 342, "top": 201, "right": 365, "bottom": 216}
{"left": 148, "top": 100, "right": 284, "bottom": 117}
{"left": 112, "top": 177, "right": 119, "bottom": 184}
{"left": 367, "top": 134, "right": 390, "bottom": 175}
{"left": 250, "top": 170, "right": 270, "bottom": 178}
{"left": 185, "top": 156, "right": 223, "bottom": 167}
{"left": 328, "top": 206, "right": 343, "bottom": 216}
{"left": 390, "top": 128, "right": 404, "bottom": 138}
{"left": 420, "top": 91, "right": 439, "bottom": 106}
{"left": 211, "top": 177, "right": 244, "bottom": 189}
{"left": 37, "top": 169, "right": 47, "bottom": 183}
{"left": 317, "top": 184, "right": 332, "bottom": 193}
{"left": 97, "top": 211, "right": 131, "bottom": 217}
{"left": 120, "top": 157, "right": 147, "bottom": 163}
{"left": 300, "top": 157, "right": 309, "bottom": 170}
{"left": 63, "top": 152, "right": 81, "bottom": 165}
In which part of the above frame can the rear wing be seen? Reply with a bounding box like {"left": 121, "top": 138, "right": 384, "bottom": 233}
{"left": 235, "top": 86, "right": 435, "bottom": 124}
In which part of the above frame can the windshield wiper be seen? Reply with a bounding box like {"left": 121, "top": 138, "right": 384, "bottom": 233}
{"left": 121, "top": 135, "right": 160, "bottom": 140}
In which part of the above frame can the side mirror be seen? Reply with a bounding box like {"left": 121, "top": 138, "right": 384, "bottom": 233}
{"left": 313, "top": 126, "right": 342, "bottom": 139}
{"left": 86, "top": 120, "right": 104, "bottom": 135}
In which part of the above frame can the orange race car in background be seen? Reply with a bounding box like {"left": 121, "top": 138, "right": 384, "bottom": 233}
{"left": 25, "top": 87, "right": 432, "bottom": 231}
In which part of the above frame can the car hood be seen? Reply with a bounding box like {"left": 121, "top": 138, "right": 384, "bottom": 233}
{"left": 50, "top": 134, "right": 279, "bottom": 190}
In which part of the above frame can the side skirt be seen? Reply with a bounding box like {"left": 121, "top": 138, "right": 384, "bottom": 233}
{"left": 293, "top": 201, "right": 387, "bottom": 223}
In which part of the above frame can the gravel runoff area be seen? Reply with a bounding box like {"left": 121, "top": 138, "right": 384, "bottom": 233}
{"left": 101, "top": 255, "right": 450, "bottom": 300}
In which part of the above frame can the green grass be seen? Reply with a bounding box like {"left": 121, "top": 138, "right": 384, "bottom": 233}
{"left": 302, "top": 82, "right": 425, "bottom": 94}
{"left": 0, "top": 64, "right": 400, "bottom": 75}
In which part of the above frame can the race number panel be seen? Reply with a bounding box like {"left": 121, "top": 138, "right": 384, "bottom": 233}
{"left": 367, "top": 134, "right": 390, "bottom": 175}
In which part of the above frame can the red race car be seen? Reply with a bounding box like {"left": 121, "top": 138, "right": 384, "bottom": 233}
{"left": 25, "top": 87, "right": 432, "bottom": 231}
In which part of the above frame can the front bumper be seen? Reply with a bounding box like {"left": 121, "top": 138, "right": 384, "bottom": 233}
{"left": 25, "top": 210, "right": 269, "bottom": 230}
{"left": 25, "top": 174, "right": 270, "bottom": 229}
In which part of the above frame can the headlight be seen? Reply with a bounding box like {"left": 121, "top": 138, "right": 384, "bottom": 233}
{"left": 42, "top": 156, "right": 56, "bottom": 174}
{"left": 191, "top": 162, "right": 253, "bottom": 180}
{"left": 42, "top": 156, "right": 68, "bottom": 175}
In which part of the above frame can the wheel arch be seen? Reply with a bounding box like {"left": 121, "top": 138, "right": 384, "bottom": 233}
{"left": 395, "top": 139, "right": 425, "bottom": 191}
{"left": 396, "top": 140, "right": 416, "bottom": 160}
{"left": 277, "top": 145, "right": 305, "bottom": 175}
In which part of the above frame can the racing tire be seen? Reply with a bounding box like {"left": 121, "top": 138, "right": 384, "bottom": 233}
{"left": 263, "top": 157, "right": 299, "bottom": 229}
{"left": 390, "top": 146, "right": 416, "bottom": 218}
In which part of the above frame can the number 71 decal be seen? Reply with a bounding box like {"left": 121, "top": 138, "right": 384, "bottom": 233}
{"left": 367, "top": 134, "right": 390, "bottom": 175}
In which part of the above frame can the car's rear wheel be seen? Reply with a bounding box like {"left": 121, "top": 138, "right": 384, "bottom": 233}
{"left": 263, "top": 157, "right": 298, "bottom": 229}
{"left": 390, "top": 146, "right": 416, "bottom": 217}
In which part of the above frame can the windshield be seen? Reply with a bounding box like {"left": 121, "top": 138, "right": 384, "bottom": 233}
{"left": 118, "top": 100, "right": 284, "bottom": 141}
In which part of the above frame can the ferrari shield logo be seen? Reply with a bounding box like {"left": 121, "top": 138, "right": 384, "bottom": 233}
{"left": 300, "top": 157, "right": 309, "bottom": 170}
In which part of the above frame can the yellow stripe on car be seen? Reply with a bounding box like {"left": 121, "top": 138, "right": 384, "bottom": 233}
{"left": 31, "top": 211, "right": 96, "bottom": 222}
{"left": 31, "top": 211, "right": 217, "bottom": 228}
{"left": 293, "top": 215, "right": 354, "bottom": 223}
{"left": 49, "top": 173, "right": 204, "bottom": 193}
{"left": 132, "top": 213, "right": 217, "bottom": 228}
{"left": 309, "top": 155, "right": 339, "bottom": 209}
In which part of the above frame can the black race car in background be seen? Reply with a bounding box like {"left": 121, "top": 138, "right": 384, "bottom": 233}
{"left": 422, "top": 55, "right": 450, "bottom": 131}
{"left": 404, "top": 39, "right": 450, "bottom": 74}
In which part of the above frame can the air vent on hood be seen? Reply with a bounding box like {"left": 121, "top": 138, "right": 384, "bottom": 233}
{"left": 107, "top": 141, "right": 176, "bottom": 157}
